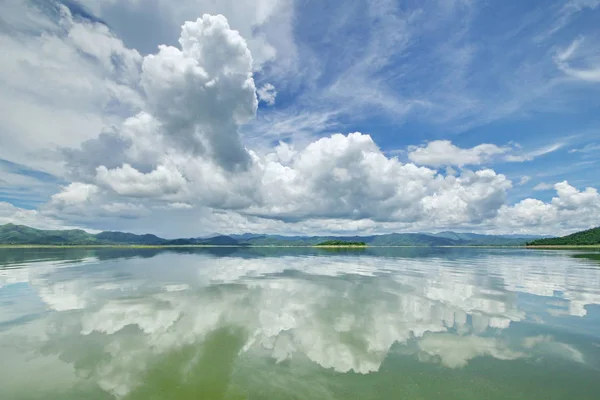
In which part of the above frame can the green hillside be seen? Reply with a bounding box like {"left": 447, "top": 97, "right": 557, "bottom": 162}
{"left": 527, "top": 227, "right": 600, "bottom": 246}
{"left": 95, "top": 231, "right": 166, "bottom": 245}
{"left": 0, "top": 224, "right": 165, "bottom": 245}
{"left": 0, "top": 223, "right": 99, "bottom": 245}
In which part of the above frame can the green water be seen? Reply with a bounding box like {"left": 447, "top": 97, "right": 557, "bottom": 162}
{"left": 1, "top": 247, "right": 599, "bottom": 399}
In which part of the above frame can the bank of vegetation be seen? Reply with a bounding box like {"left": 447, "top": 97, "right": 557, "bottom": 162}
{"left": 527, "top": 227, "right": 600, "bottom": 246}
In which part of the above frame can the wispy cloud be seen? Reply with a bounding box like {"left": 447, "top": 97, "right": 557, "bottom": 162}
{"left": 569, "top": 142, "right": 600, "bottom": 153}
{"left": 261, "top": 0, "right": 600, "bottom": 140}
{"left": 504, "top": 143, "right": 564, "bottom": 162}
{"left": 519, "top": 176, "right": 531, "bottom": 185}
{"left": 554, "top": 37, "right": 600, "bottom": 82}
{"left": 535, "top": 0, "right": 600, "bottom": 42}
{"left": 243, "top": 109, "right": 341, "bottom": 150}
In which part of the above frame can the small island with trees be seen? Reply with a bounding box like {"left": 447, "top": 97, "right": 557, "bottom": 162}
{"left": 314, "top": 240, "right": 367, "bottom": 247}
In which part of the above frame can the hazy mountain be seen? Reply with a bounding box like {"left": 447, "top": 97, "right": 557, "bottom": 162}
{"left": 432, "top": 232, "right": 538, "bottom": 246}
{"left": 0, "top": 223, "right": 547, "bottom": 246}
{"left": 228, "top": 233, "right": 264, "bottom": 241}
{"left": 95, "top": 231, "right": 166, "bottom": 245}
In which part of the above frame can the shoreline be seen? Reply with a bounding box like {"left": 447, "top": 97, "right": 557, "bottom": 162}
{"left": 1, "top": 244, "right": 597, "bottom": 249}
{"left": 525, "top": 245, "right": 600, "bottom": 249}
{"left": 1, "top": 244, "right": 524, "bottom": 249}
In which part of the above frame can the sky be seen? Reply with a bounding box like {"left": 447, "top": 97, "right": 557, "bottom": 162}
{"left": 0, "top": 0, "right": 599, "bottom": 238}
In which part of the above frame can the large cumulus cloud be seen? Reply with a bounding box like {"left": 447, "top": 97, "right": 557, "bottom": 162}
{"left": 141, "top": 14, "right": 257, "bottom": 170}
{"left": 49, "top": 16, "right": 516, "bottom": 228}
{"left": 496, "top": 181, "right": 600, "bottom": 233}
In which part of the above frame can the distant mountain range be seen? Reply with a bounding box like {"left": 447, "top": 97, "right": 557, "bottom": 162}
{"left": 0, "top": 223, "right": 548, "bottom": 246}
{"left": 527, "top": 226, "right": 600, "bottom": 246}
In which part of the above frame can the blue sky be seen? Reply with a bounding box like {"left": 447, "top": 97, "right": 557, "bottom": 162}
{"left": 0, "top": 0, "right": 599, "bottom": 237}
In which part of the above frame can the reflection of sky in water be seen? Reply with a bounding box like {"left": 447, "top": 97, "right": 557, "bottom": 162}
{"left": 1, "top": 248, "right": 600, "bottom": 399}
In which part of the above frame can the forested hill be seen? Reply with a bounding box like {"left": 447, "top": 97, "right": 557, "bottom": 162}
{"left": 0, "top": 224, "right": 166, "bottom": 245}
{"left": 0, "top": 223, "right": 545, "bottom": 246}
{"left": 527, "top": 227, "right": 600, "bottom": 246}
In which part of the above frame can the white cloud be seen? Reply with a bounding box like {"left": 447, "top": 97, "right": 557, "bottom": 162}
{"left": 533, "top": 182, "right": 554, "bottom": 191}
{"left": 50, "top": 183, "right": 99, "bottom": 208}
{"left": 520, "top": 176, "right": 531, "bottom": 185}
{"left": 406, "top": 140, "right": 564, "bottom": 172}
{"left": 257, "top": 83, "right": 277, "bottom": 105}
{"left": 408, "top": 140, "right": 509, "bottom": 167}
{"left": 164, "top": 203, "right": 194, "bottom": 210}
{"left": 96, "top": 164, "right": 187, "bottom": 199}
{"left": 504, "top": 142, "right": 564, "bottom": 162}
{"left": 496, "top": 181, "right": 600, "bottom": 232}
{"left": 496, "top": 198, "right": 557, "bottom": 230}
{"left": 100, "top": 202, "right": 150, "bottom": 217}
{"left": 66, "top": 14, "right": 142, "bottom": 88}
{"left": 244, "top": 134, "right": 512, "bottom": 224}
{"left": 140, "top": 14, "right": 257, "bottom": 171}
{"left": 56, "top": 130, "right": 514, "bottom": 229}
{"left": 552, "top": 181, "right": 599, "bottom": 210}
{"left": 0, "top": 201, "right": 94, "bottom": 231}
{"left": 0, "top": 2, "right": 143, "bottom": 175}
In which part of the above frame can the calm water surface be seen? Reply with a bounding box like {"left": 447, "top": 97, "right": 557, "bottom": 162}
{"left": 1, "top": 247, "right": 600, "bottom": 399}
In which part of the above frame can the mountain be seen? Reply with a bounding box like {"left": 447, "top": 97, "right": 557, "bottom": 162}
{"left": 0, "top": 223, "right": 547, "bottom": 246}
{"left": 0, "top": 223, "right": 99, "bottom": 245}
{"left": 432, "top": 231, "right": 538, "bottom": 246}
{"left": 189, "top": 232, "right": 543, "bottom": 247}
{"left": 527, "top": 227, "right": 600, "bottom": 246}
{"left": 0, "top": 223, "right": 166, "bottom": 245}
{"left": 229, "top": 233, "right": 264, "bottom": 241}
{"left": 95, "top": 231, "right": 166, "bottom": 245}
{"left": 198, "top": 235, "right": 240, "bottom": 245}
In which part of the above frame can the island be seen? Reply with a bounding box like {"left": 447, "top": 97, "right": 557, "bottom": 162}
{"left": 314, "top": 240, "right": 367, "bottom": 247}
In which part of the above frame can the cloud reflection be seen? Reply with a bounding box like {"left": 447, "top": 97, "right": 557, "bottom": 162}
{"left": 1, "top": 248, "right": 599, "bottom": 398}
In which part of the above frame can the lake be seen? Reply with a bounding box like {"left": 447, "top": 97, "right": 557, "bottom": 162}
{"left": 1, "top": 247, "right": 599, "bottom": 399}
